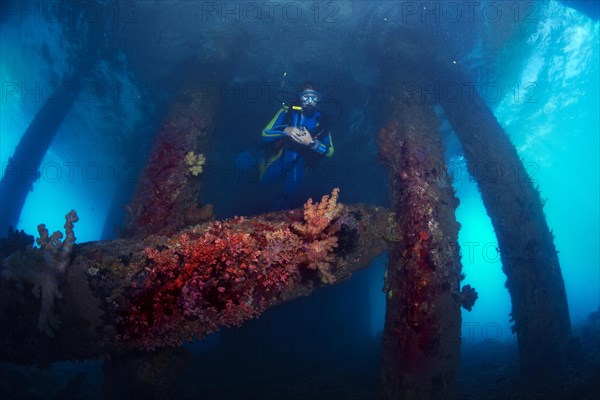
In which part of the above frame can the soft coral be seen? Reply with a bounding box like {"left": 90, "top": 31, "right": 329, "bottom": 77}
{"left": 119, "top": 190, "right": 345, "bottom": 349}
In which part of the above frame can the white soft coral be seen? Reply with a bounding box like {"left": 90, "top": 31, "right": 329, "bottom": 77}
{"left": 1, "top": 210, "right": 78, "bottom": 336}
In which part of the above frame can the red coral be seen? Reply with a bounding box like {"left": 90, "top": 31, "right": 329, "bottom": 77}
{"left": 125, "top": 123, "right": 190, "bottom": 236}
{"left": 118, "top": 191, "right": 346, "bottom": 350}
{"left": 117, "top": 220, "right": 304, "bottom": 349}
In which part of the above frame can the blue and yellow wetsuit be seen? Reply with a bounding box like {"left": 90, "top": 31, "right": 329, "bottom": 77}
{"left": 260, "top": 103, "right": 333, "bottom": 201}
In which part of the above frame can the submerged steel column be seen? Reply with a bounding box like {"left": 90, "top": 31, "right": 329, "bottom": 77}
{"left": 437, "top": 64, "right": 572, "bottom": 375}
{"left": 124, "top": 67, "right": 220, "bottom": 237}
{"left": 379, "top": 78, "right": 463, "bottom": 399}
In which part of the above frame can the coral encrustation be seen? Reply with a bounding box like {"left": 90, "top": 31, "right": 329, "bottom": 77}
{"left": 118, "top": 189, "right": 343, "bottom": 350}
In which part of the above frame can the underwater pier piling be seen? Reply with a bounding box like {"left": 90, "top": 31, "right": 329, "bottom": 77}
{"left": 124, "top": 67, "right": 221, "bottom": 238}
{"left": 0, "top": 83, "right": 76, "bottom": 235}
{"left": 0, "top": 2, "right": 103, "bottom": 236}
{"left": 0, "top": 59, "right": 90, "bottom": 236}
{"left": 378, "top": 73, "right": 463, "bottom": 399}
{"left": 0, "top": 204, "right": 390, "bottom": 365}
{"left": 437, "top": 64, "right": 572, "bottom": 375}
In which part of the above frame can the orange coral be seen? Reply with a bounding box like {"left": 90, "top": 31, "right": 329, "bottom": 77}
{"left": 293, "top": 188, "right": 342, "bottom": 240}
{"left": 293, "top": 188, "right": 343, "bottom": 283}
{"left": 305, "top": 236, "right": 338, "bottom": 283}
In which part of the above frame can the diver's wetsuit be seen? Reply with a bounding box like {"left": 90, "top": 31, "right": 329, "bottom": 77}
{"left": 260, "top": 104, "right": 333, "bottom": 206}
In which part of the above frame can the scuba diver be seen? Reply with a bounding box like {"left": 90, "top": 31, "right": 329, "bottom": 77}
{"left": 259, "top": 82, "right": 334, "bottom": 209}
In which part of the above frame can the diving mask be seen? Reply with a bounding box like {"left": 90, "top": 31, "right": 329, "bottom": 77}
{"left": 300, "top": 89, "right": 321, "bottom": 104}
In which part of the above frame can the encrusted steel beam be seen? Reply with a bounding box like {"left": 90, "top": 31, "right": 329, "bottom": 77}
{"left": 0, "top": 200, "right": 390, "bottom": 365}
{"left": 378, "top": 72, "right": 463, "bottom": 399}
{"left": 438, "top": 64, "right": 572, "bottom": 375}
{"left": 124, "top": 68, "right": 220, "bottom": 238}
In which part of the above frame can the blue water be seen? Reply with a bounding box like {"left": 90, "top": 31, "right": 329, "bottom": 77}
{"left": 0, "top": 0, "right": 599, "bottom": 398}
